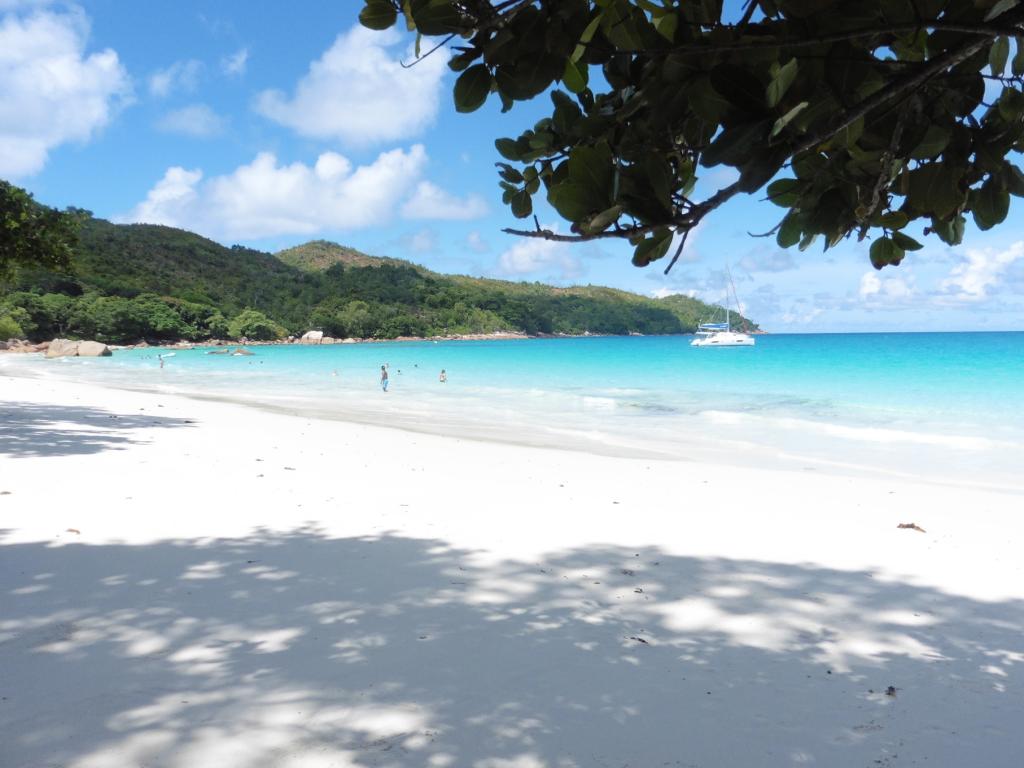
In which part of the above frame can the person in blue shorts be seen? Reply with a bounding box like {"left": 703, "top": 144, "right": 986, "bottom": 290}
{"left": 380, "top": 365, "right": 389, "bottom": 392}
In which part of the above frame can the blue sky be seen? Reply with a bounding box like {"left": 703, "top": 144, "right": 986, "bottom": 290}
{"left": 3, "top": 0, "right": 1023, "bottom": 332}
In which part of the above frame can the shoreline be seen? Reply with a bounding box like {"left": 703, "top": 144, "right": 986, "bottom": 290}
{"left": 1, "top": 331, "right": 661, "bottom": 354}
{"left": 2, "top": 348, "right": 1022, "bottom": 496}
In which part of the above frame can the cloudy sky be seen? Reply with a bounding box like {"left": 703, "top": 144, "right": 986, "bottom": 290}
{"left": 3, "top": 0, "right": 1023, "bottom": 332}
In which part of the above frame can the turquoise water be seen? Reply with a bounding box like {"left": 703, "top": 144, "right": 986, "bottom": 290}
{"left": 6, "top": 333, "right": 1024, "bottom": 485}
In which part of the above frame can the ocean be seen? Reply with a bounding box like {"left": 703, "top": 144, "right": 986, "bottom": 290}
{"left": 4, "top": 332, "right": 1023, "bottom": 489}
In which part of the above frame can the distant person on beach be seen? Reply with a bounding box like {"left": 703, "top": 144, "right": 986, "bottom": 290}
{"left": 439, "top": 369, "right": 447, "bottom": 383}
{"left": 158, "top": 355, "right": 165, "bottom": 369}
{"left": 381, "top": 365, "right": 389, "bottom": 392}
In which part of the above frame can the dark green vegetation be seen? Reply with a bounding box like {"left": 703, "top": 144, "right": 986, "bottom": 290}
{"left": 361, "top": 0, "right": 1024, "bottom": 270}
{"left": 1, "top": 181, "right": 81, "bottom": 279}
{"left": 1, "top": 215, "right": 754, "bottom": 345}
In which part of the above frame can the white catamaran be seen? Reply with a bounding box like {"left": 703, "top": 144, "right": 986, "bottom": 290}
{"left": 691, "top": 266, "right": 755, "bottom": 347}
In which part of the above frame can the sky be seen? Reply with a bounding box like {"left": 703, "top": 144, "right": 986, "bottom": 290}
{"left": 2, "top": 0, "right": 1023, "bottom": 332}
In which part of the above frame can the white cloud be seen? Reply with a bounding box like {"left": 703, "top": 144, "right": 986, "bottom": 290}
{"left": 859, "top": 270, "right": 914, "bottom": 303}
{"left": 781, "top": 303, "right": 824, "bottom": 325}
{"left": 738, "top": 250, "right": 796, "bottom": 273}
{"left": 156, "top": 103, "right": 226, "bottom": 137}
{"left": 650, "top": 287, "right": 697, "bottom": 299}
{"left": 402, "top": 228, "right": 438, "bottom": 254}
{"left": 122, "top": 145, "right": 443, "bottom": 240}
{"left": 0, "top": 5, "right": 130, "bottom": 177}
{"left": 221, "top": 47, "right": 247, "bottom": 76}
{"left": 255, "top": 25, "right": 448, "bottom": 146}
{"left": 498, "top": 230, "right": 582, "bottom": 280}
{"left": 149, "top": 59, "right": 201, "bottom": 97}
{"left": 401, "top": 181, "right": 488, "bottom": 220}
{"left": 464, "top": 231, "right": 490, "bottom": 254}
{"left": 938, "top": 241, "right": 1024, "bottom": 302}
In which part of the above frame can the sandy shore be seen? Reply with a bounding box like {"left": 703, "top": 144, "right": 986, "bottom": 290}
{"left": 1, "top": 374, "right": 1022, "bottom": 767}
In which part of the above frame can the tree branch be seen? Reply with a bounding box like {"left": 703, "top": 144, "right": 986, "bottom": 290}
{"left": 502, "top": 222, "right": 671, "bottom": 242}
{"left": 788, "top": 14, "right": 1014, "bottom": 158}
{"left": 663, "top": 228, "right": 689, "bottom": 274}
{"left": 573, "top": 19, "right": 1022, "bottom": 57}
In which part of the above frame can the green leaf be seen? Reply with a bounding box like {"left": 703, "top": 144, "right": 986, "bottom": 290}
{"left": 766, "top": 58, "right": 798, "bottom": 108}
{"left": 631, "top": 228, "right": 673, "bottom": 267}
{"left": 910, "top": 125, "right": 951, "bottom": 160}
{"left": 998, "top": 87, "right": 1024, "bottom": 121}
{"left": 891, "top": 231, "right": 923, "bottom": 251}
{"left": 497, "top": 163, "right": 523, "bottom": 183}
{"left": 930, "top": 215, "right": 965, "bottom": 246}
{"left": 1013, "top": 37, "right": 1024, "bottom": 77}
{"left": 908, "top": 163, "right": 964, "bottom": 218}
{"left": 510, "top": 189, "right": 532, "bottom": 219}
{"left": 359, "top": 0, "right": 398, "bottom": 30}
{"left": 654, "top": 13, "right": 678, "bottom": 41}
{"left": 568, "top": 143, "right": 614, "bottom": 201}
{"left": 578, "top": 12, "right": 603, "bottom": 45}
{"left": 869, "top": 237, "right": 905, "bottom": 269}
{"left": 409, "top": 0, "right": 465, "bottom": 35}
{"left": 792, "top": 152, "right": 827, "bottom": 179}
{"left": 1005, "top": 164, "right": 1024, "bottom": 196}
{"left": 990, "top": 36, "right": 1011, "bottom": 77}
{"left": 495, "top": 138, "right": 520, "bottom": 161}
{"left": 827, "top": 116, "right": 865, "bottom": 150}
{"left": 563, "top": 58, "right": 588, "bottom": 94}
{"left": 687, "top": 75, "right": 731, "bottom": 124}
{"left": 601, "top": 0, "right": 645, "bottom": 51}
{"left": 972, "top": 176, "right": 1011, "bottom": 230}
{"left": 878, "top": 211, "right": 909, "bottom": 229}
{"left": 548, "top": 181, "right": 603, "bottom": 221}
{"left": 710, "top": 65, "right": 764, "bottom": 113}
{"left": 985, "top": 0, "right": 1020, "bottom": 21}
{"left": 454, "top": 65, "right": 492, "bottom": 113}
{"left": 766, "top": 178, "right": 801, "bottom": 207}
{"left": 495, "top": 55, "right": 563, "bottom": 100}
{"left": 701, "top": 121, "right": 768, "bottom": 168}
{"left": 770, "top": 101, "right": 809, "bottom": 138}
{"left": 776, "top": 213, "right": 802, "bottom": 248}
{"left": 580, "top": 205, "right": 624, "bottom": 235}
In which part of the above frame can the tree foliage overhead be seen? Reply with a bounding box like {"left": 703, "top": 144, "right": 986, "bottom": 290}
{"left": 360, "top": 0, "right": 1024, "bottom": 270}
{"left": 0, "top": 181, "right": 81, "bottom": 278}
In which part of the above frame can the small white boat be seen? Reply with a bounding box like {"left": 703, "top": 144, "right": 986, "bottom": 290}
{"left": 691, "top": 265, "right": 756, "bottom": 347}
{"left": 691, "top": 324, "right": 755, "bottom": 347}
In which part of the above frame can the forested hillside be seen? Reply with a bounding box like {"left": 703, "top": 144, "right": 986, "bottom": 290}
{"left": 0, "top": 217, "right": 756, "bottom": 344}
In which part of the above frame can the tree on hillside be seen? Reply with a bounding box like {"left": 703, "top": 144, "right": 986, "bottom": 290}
{"left": 228, "top": 309, "right": 285, "bottom": 341}
{"left": 360, "top": 0, "right": 1024, "bottom": 271}
{"left": 1, "top": 181, "right": 81, "bottom": 278}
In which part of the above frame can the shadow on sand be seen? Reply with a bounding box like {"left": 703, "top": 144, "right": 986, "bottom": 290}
{"left": 1, "top": 528, "right": 1021, "bottom": 767}
{"left": 0, "top": 401, "right": 194, "bottom": 459}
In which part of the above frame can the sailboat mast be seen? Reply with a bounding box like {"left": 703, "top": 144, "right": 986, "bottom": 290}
{"left": 725, "top": 264, "right": 733, "bottom": 330}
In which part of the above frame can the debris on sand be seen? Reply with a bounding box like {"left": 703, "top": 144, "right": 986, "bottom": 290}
{"left": 897, "top": 523, "right": 927, "bottom": 533}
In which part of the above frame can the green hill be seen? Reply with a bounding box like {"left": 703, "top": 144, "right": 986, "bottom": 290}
{"left": 276, "top": 240, "right": 415, "bottom": 273}
{"left": 0, "top": 216, "right": 757, "bottom": 344}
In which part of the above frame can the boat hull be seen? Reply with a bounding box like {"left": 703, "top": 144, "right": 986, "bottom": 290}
{"left": 691, "top": 331, "right": 755, "bottom": 347}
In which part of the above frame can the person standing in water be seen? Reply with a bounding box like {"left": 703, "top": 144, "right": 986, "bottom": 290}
{"left": 380, "top": 365, "right": 389, "bottom": 392}
{"left": 439, "top": 369, "right": 447, "bottom": 383}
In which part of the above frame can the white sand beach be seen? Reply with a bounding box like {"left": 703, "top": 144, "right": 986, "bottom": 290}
{"left": 1, "top": 373, "right": 1022, "bottom": 768}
